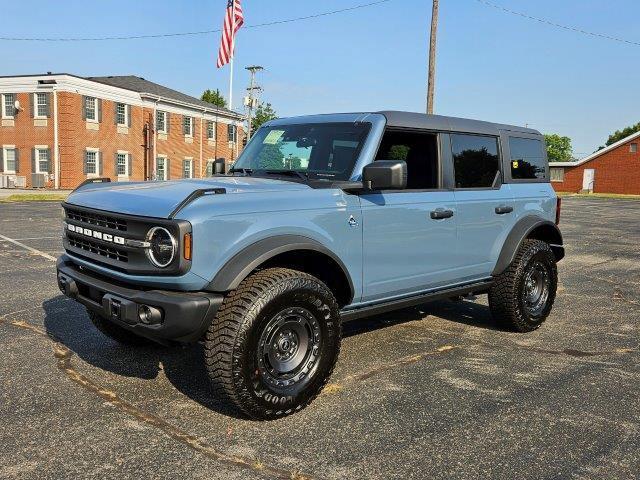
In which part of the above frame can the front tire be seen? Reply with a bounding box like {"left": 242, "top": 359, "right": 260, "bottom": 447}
{"left": 204, "top": 268, "right": 341, "bottom": 420}
{"left": 489, "top": 239, "right": 558, "bottom": 332}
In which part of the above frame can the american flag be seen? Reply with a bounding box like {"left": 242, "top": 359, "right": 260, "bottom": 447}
{"left": 216, "top": 0, "right": 244, "bottom": 68}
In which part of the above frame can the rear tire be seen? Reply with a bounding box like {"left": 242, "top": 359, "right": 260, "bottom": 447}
{"left": 489, "top": 239, "right": 558, "bottom": 332}
{"left": 204, "top": 268, "right": 341, "bottom": 420}
{"left": 88, "top": 311, "right": 151, "bottom": 346}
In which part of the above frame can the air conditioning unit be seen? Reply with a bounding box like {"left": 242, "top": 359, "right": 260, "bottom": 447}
{"left": 0, "top": 175, "right": 9, "bottom": 188}
{"left": 14, "top": 176, "right": 26, "bottom": 188}
{"left": 31, "top": 173, "right": 48, "bottom": 188}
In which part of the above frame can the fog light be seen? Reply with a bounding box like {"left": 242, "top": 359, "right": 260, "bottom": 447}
{"left": 138, "top": 305, "right": 163, "bottom": 325}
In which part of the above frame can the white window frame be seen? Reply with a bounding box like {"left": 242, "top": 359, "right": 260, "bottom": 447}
{"left": 156, "top": 111, "right": 167, "bottom": 134}
{"left": 85, "top": 96, "right": 98, "bottom": 122}
{"left": 34, "top": 93, "right": 48, "bottom": 118}
{"left": 2, "top": 94, "right": 15, "bottom": 119}
{"left": 2, "top": 145, "right": 17, "bottom": 174}
{"left": 116, "top": 103, "right": 129, "bottom": 127}
{"left": 183, "top": 116, "right": 193, "bottom": 137}
{"left": 34, "top": 146, "right": 50, "bottom": 174}
{"left": 183, "top": 158, "right": 193, "bottom": 178}
{"left": 550, "top": 167, "right": 565, "bottom": 183}
{"left": 85, "top": 147, "right": 100, "bottom": 176}
{"left": 630, "top": 143, "right": 638, "bottom": 153}
{"left": 116, "top": 150, "right": 129, "bottom": 177}
{"left": 156, "top": 156, "right": 167, "bottom": 181}
{"left": 207, "top": 120, "right": 215, "bottom": 140}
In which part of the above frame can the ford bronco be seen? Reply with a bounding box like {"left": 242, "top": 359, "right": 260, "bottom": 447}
{"left": 57, "top": 111, "right": 564, "bottom": 419}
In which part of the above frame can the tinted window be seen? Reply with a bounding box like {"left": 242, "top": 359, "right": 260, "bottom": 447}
{"left": 509, "top": 137, "right": 546, "bottom": 179}
{"left": 451, "top": 134, "right": 500, "bottom": 188}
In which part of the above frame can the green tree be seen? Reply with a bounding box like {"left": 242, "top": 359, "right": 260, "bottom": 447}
{"left": 201, "top": 89, "right": 227, "bottom": 108}
{"left": 604, "top": 121, "right": 640, "bottom": 147}
{"left": 544, "top": 134, "right": 573, "bottom": 162}
{"left": 252, "top": 102, "right": 278, "bottom": 133}
{"left": 256, "top": 143, "right": 284, "bottom": 170}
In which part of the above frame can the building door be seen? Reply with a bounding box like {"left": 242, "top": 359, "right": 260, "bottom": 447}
{"left": 582, "top": 168, "right": 595, "bottom": 192}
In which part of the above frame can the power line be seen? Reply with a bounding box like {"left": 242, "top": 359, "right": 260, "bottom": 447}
{"left": 475, "top": 0, "right": 640, "bottom": 47}
{"left": 0, "top": 0, "right": 394, "bottom": 42}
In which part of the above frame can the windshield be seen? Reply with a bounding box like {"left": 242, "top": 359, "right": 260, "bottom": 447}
{"left": 232, "top": 122, "right": 371, "bottom": 181}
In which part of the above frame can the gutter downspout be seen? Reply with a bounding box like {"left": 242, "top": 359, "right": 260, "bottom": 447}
{"left": 199, "top": 109, "right": 204, "bottom": 178}
{"left": 152, "top": 98, "right": 158, "bottom": 181}
{"left": 53, "top": 88, "right": 59, "bottom": 189}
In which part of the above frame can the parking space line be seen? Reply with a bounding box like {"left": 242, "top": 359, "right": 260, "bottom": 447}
{"left": 0, "top": 233, "right": 57, "bottom": 261}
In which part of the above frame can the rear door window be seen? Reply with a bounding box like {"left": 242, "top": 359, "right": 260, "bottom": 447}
{"left": 451, "top": 134, "right": 500, "bottom": 188}
{"left": 509, "top": 137, "right": 546, "bottom": 180}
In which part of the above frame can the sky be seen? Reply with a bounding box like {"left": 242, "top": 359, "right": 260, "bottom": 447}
{"left": 2, "top": 0, "right": 639, "bottom": 157}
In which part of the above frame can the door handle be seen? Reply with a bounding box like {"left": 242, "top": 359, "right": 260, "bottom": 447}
{"left": 495, "top": 205, "right": 514, "bottom": 214}
{"left": 430, "top": 209, "right": 454, "bottom": 220}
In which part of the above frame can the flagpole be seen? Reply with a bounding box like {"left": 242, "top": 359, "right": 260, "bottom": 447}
{"left": 228, "top": 1, "right": 236, "bottom": 113}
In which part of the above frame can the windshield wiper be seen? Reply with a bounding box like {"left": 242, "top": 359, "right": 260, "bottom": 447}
{"left": 264, "top": 170, "right": 309, "bottom": 181}
{"left": 229, "top": 167, "right": 253, "bottom": 176}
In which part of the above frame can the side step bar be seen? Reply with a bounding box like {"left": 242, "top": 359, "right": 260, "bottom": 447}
{"left": 340, "top": 280, "right": 493, "bottom": 322}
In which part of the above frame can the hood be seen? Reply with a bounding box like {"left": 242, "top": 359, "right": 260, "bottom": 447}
{"left": 65, "top": 177, "right": 311, "bottom": 218}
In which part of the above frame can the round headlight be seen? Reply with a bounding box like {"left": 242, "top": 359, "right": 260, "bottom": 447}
{"left": 145, "top": 227, "right": 177, "bottom": 268}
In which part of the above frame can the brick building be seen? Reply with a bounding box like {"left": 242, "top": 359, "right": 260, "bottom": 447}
{"left": 0, "top": 73, "right": 245, "bottom": 189}
{"left": 550, "top": 131, "right": 640, "bottom": 194}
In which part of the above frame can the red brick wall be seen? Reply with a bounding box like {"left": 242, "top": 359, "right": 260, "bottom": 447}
{"left": 551, "top": 138, "right": 640, "bottom": 195}
{"left": 1, "top": 89, "right": 244, "bottom": 189}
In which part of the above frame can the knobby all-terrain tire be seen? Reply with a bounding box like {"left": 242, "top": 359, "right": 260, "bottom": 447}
{"left": 204, "top": 268, "right": 341, "bottom": 420}
{"left": 489, "top": 239, "right": 558, "bottom": 333}
{"left": 88, "top": 310, "right": 151, "bottom": 346}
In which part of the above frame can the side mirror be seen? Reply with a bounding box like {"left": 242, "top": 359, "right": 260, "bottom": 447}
{"left": 362, "top": 160, "right": 407, "bottom": 190}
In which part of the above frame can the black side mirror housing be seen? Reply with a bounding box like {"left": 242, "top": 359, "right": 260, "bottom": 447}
{"left": 362, "top": 160, "right": 407, "bottom": 190}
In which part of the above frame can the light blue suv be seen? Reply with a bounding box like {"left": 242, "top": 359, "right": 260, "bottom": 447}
{"left": 57, "top": 111, "right": 564, "bottom": 419}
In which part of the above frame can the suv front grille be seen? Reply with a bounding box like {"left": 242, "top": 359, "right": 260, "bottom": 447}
{"left": 67, "top": 235, "right": 129, "bottom": 262}
{"left": 66, "top": 207, "right": 127, "bottom": 231}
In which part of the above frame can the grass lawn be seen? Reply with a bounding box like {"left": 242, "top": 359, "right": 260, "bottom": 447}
{"left": 0, "top": 193, "right": 68, "bottom": 202}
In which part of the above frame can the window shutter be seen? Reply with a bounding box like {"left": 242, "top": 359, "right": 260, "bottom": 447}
{"left": 45, "top": 149, "right": 51, "bottom": 173}
{"left": 114, "top": 103, "right": 119, "bottom": 124}
{"left": 81, "top": 96, "right": 87, "bottom": 120}
{"left": 44, "top": 93, "right": 51, "bottom": 118}
{"left": 0, "top": 149, "right": 3, "bottom": 173}
{"left": 114, "top": 153, "right": 119, "bottom": 175}
{"left": 97, "top": 99, "right": 103, "bottom": 123}
{"left": 127, "top": 105, "right": 132, "bottom": 128}
{"left": 14, "top": 148, "right": 19, "bottom": 173}
{"left": 98, "top": 151, "right": 103, "bottom": 175}
{"left": 83, "top": 151, "right": 88, "bottom": 174}
{"left": 0, "top": 95, "right": 3, "bottom": 119}
{"left": 128, "top": 154, "right": 133, "bottom": 176}
{"left": 166, "top": 112, "right": 170, "bottom": 133}
{"left": 31, "top": 148, "right": 36, "bottom": 173}
{"left": 29, "top": 94, "right": 34, "bottom": 118}
{"left": 166, "top": 159, "right": 170, "bottom": 180}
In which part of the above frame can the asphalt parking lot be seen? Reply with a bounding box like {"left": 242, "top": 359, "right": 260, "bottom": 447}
{"left": 0, "top": 197, "right": 638, "bottom": 480}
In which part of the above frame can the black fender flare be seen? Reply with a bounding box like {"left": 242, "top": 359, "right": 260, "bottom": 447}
{"left": 207, "top": 234, "right": 355, "bottom": 301}
{"left": 492, "top": 216, "right": 564, "bottom": 276}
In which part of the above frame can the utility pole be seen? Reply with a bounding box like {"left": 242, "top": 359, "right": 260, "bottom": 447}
{"left": 244, "top": 65, "right": 263, "bottom": 138}
{"left": 426, "top": 0, "right": 439, "bottom": 114}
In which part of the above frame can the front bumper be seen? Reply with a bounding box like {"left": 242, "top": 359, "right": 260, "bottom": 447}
{"left": 56, "top": 255, "right": 223, "bottom": 343}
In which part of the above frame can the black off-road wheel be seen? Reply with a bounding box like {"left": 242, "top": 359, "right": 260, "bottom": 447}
{"left": 204, "top": 268, "right": 341, "bottom": 420}
{"left": 489, "top": 239, "right": 558, "bottom": 332}
{"left": 88, "top": 310, "right": 151, "bottom": 346}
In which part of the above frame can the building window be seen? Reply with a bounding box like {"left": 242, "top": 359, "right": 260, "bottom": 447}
{"left": 156, "top": 157, "right": 169, "bottom": 180}
{"left": 183, "top": 159, "right": 193, "bottom": 178}
{"left": 451, "top": 134, "right": 501, "bottom": 188}
{"left": 2, "top": 146, "right": 17, "bottom": 173}
{"left": 630, "top": 143, "right": 638, "bottom": 153}
{"left": 116, "top": 153, "right": 129, "bottom": 176}
{"left": 207, "top": 120, "right": 215, "bottom": 140}
{"left": 36, "top": 147, "right": 50, "bottom": 174}
{"left": 183, "top": 116, "right": 193, "bottom": 136}
{"left": 2, "top": 94, "right": 15, "bottom": 118}
{"left": 35, "top": 93, "right": 48, "bottom": 118}
{"left": 550, "top": 167, "right": 565, "bottom": 182}
{"left": 116, "top": 103, "right": 129, "bottom": 126}
{"left": 509, "top": 137, "right": 546, "bottom": 180}
{"left": 228, "top": 124, "right": 237, "bottom": 143}
{"left": 84, "top": 149, "right": 99, "bottom": 175}
{"left": 156, "top": 111, "right": 167, "bottom": 133}
{"left": 85, "top": 96, "right": 98, "bottom": 121}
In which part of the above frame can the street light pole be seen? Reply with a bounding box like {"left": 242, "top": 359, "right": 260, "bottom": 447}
{"left": 426, "top": 0, "right": 439, "bottom": 114}
{"left": 245, "top": 65, "right": 263, "bottom": 138}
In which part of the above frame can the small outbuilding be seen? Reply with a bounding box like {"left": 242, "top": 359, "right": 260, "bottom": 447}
{"left": 549, "top": 131, "right": 640, "bottom": 194}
